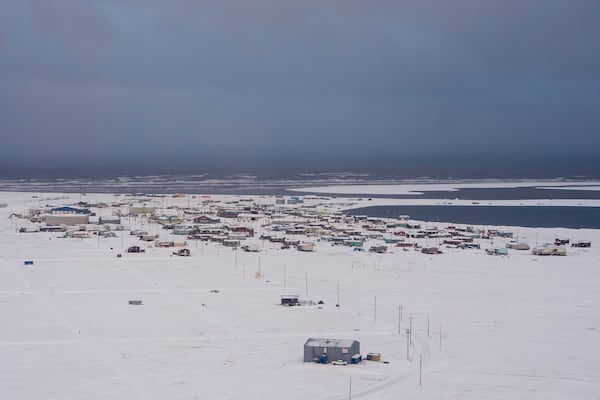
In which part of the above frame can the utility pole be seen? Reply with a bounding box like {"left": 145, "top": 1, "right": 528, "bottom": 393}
{"left": 349, "top": 377, "right": 352, "bottom": 400}
{"left": 427, "top": 316, "right": 430, "bottom": 337}
{"left": 400, "top": 304, "right": 403, "bottom": 323}
{"left": 406, "top": 329, "right": 411, "bottom": 360}
{"left": 305, "top": 272, "right": 308, "bottom": 297}
{"left": 336, "top": 284, "right": 340, "bottom": 308}
{"left": 398, "top": 306, "right": 402, "bottom": 334}
{"left": 373, "top": 296, "right": 377, "bottom": 324}
{"left": 439, "top": 326, "right": 442, "bottom": 349}
{"left": 409, "top": 317, "right": 413, "bottom": 347}
{"left": 419, "top": 354, "right": 423, "bottom": 386}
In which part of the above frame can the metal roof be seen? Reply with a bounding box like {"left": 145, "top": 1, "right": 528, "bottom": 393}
{"left": 304, "top": 338, "right": 358, "bottom": 348}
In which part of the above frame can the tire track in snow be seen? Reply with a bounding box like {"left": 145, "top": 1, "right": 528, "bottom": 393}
{"left": 118, "top": 260, "right": 234, "bottom": 334}
{"left": 7, "top": 260, "right": 157, "bottom": 400}
{"left": 324, "top": 313, "right": 433, "bottom": 400}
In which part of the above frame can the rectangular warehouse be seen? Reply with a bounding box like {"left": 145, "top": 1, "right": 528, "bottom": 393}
{"left": 304, "top": 338, "right": 360, "bottom": 363}
{"left": 43, "top": 214, "right": 89, "bottom": 226}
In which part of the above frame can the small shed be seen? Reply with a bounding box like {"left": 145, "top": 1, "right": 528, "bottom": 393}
{"left": 223, "top": 239, "right": 241, "bottom": 248}
{"left": 494, "top": 247, "right": 509, "bottom": 256}
{"left": 304, "top": 338, "right": 360, "bottom": 363}
{"left": 280, "top": 295, "right": 299, "bottom": 306}
{"left": 369, "top": 245, "right": 388, "bottom": 254}
{"left": 242, "top": 244, "right": 261, "bottom": 252}
{"left": 532, "top": 244, "right": 567, "bottom": 256}
{"left": 351, "top": 354, "right": 362, "bottom": 364}
{"left": 174, "top": 248, "right": 190, "bottom": 256}
{"left": 297, "top": 242, "right": 315, "bottom": 252}
{"left": 506, "top": 242, "right": 529, "bottom": 250}
{"left": 127, "top": 246, "right": 145, "bottom": 253}
{"left": 421, "top": 247, "right": 442, "bottom": 254}
{"left": 99, "top": 217, "right": 121, "bottom": 225}
{"left": 572, "top": 241, "right": 591, "bottom": 248}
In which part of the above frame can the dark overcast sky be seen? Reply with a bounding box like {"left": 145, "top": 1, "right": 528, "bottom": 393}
{"left": 1, "top": 1, "right": 599, "bottom": 177}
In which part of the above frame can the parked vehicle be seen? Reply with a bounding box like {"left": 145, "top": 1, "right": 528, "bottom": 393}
{"left": 331, "top": 360, "right": 347, "bottom": 366}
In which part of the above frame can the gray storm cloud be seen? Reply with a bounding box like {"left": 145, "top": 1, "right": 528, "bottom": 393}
{"left": 1, "top": 1, "right": 599, "bottom": 176}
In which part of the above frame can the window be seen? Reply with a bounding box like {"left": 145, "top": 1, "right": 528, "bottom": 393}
{"left": 342, "top": 348, "right": 348, "bottom": 354}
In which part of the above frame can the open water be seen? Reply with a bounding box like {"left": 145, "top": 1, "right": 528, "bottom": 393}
{"left": 345, "top": 205, "right": 600, "bottom": 229}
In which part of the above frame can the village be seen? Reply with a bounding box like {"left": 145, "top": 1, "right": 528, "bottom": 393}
{"left": 11, "top": 193, "right": 590, "bottom": 259}
{"left": 2, "top": 191, "right": 598, "bottom": 399}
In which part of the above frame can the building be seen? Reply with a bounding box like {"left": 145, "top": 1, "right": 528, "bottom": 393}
{"left": 506, "top": 242, "right": 530, "bottom": 250}
{"left": 99, "top": 216, "right": 121, "bottom": 225}
{"left": 193, "top": 215, "right": 220, "bottom": 224}
{"left": 50, "top": 206, "right": 90, "bottom": 215}
{"left": 572, "top": 240, "right": 591, "bottom": 248}
{"left": 223, "top": 239, "right": 240, "bottom": 247}
{"left": 280, "top": 295, "right": 299, "bottom": 306}
{"left": 532, "top": 244, "right": 567, "bottom": 256}
{"left": 129, "top": 206, "right": 156, "bottom": 216}
{"left": 242, "top": 244, "right": 261, "bottom": 252}
{"left": 421, "top": 247, "right": 442, "bottom": 254}
{"left": 43, "top": 214, "right": 89, "bottom": 226}
{"left": 297, "top": 242, "right": 315, "bottom": 252}
{"left": 217, "top": 208, "right": 245, "bottom": 219}
{"left": 127, "top": 246, "right": 145, "bottom": 253}
{"left": 174, "top": 248, "right": 191, "bottom": 256}
{"left": 229, "top": 226, "right": 254, "bottom": 237}
{"left": 369, "top": 245, "right": 387, "bottom": 254}
{"left": 304, "top": 338, "right": 360, "bottom": 363}
{"left": 287, "top": 196, "right": 303, "bottom": 205}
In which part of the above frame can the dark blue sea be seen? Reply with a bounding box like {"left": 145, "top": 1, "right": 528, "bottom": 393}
{"left": 345, "top": 205, "right": 600, "bottom": 229}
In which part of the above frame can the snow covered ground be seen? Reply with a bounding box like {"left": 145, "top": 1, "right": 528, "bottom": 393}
{"left": 1, "top": 190, "right": 599, "bottom": 399}
{"left": 289, "top": 181, "right": 600, "bottom": 196}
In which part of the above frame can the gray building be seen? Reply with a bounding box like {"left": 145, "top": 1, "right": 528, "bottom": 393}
{"left": 304, "top": 338, "right": 360, "bottom": 363}
{"left": 99, "top": 216, "right": 121, "bottom": 225}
